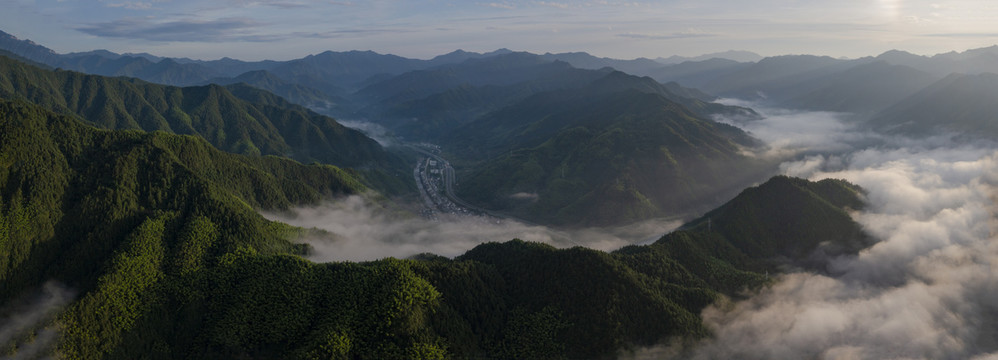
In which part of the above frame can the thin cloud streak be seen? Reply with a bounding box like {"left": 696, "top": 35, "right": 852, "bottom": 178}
{"left": 105, "top": 2, "right": 154, "bottom": 10}
{"left": 76, "top": 17, "right": 265, "bottom": 42}
{"left": 617, "top": 32, "right": 715, "bottom": 40}
{"left": 75, "top": 16, "right": 404, "bottom": 43}
{"left": 6, "top": 0, "right": 998, "bottom": 60}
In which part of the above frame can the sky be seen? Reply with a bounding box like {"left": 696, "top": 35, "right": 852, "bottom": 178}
{"left": 2, "top": 0, "right": 998, "bottom": 61}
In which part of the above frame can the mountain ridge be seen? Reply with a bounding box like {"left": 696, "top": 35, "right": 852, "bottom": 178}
{"left": 446, "top": 83, "right": 768, "bottom": 226}
{"left": 868, "top": 72, "right": 998, "bottom": 137}
{"left": 0, "top": 54, "right": 412, "bottom": 194}
{"left": 0, "top": 103, "right": 868, "bottom": 357}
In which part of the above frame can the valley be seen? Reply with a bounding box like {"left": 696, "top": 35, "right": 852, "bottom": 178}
{"left": 2, "top": 17, "right": 998, "bottom": 360}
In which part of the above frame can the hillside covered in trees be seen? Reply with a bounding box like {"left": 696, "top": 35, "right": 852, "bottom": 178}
{"left": 0, "top": 100, "right": 867, "bottom": 358}
{"left": 447, "top": 82, "right": 767, "bottom": 226}
{"left": 0, "top": 55, "right": 410, "bottom": 195}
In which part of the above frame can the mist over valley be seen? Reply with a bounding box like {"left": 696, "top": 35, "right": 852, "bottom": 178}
{"left": 2, "top": 5, "right": 998, "bottom": 357}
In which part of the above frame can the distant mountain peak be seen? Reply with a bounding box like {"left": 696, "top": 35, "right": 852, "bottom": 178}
{"left": 64, "top": 49, "right": 120, "bottom": 59}
{"left": 878, "top": 49, "right": 918, "bottom": 57}
{"left": 0, "top": 29, "right": 55, "bottom": 53}
{"left": 428, "top": 49, "right": 487, "bottom": 64}
{"left": 484, "top": 48, "right": 514, "bottom": 56}
{"left": 0, "top": 29, "right": 60, "bottom": 65}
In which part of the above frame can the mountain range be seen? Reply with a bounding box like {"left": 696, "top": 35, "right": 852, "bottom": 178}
{"left": 0, "top": 99, "right": 867, "bottom": 356}
{"left": 13, "top": 28, "right": 998, "bottom": 132}
{"left": 0, "top": 30, "right": 777, "bottom": 227}
{"left": 3, "top": 27, "right": 997, "bottom": 359}
{"left": 326, "top": 51, "right": 767, "bottom": 226}
{"left": 441, "top": 75, "right": 766, "bottom": 225}
{"left": 0, "top": 55, "right": 411, "bottom": 195}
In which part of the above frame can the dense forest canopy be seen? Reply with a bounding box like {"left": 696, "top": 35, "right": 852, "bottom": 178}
{"left": 0, "top": 98, "right": 867, "bottom": 358}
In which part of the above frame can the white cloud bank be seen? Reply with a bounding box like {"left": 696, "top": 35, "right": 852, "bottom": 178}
{"left": 684, "top": 103, "right": 998, "bottom": 359}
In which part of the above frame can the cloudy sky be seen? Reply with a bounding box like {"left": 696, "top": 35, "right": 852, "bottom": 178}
{"left": 2, "top": 0, "right": 997, "bottom": 61}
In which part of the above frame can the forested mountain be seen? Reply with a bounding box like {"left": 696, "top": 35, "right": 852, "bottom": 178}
{"left": 0, "top": 30, "right": 280, "bottom": 87}
{"left": 538, "top": 51, "right": 665, "bottom": 76}
{"left": 358, "top": 54, "right": 757, "bottom": 141}
{"left": 266, "top": 50, "right": 430, "bottom": 96}
{"left": 0, "top": 55, "right": 411, "bottom": 194}
{"left": 8, "top": 28, "right": 998, "bottom": 126}
{"left": 0, "top": 30, "right": 454, "bottom": 96}
{"left": 204, "top": 70, "right": 345, "bottom": 113}
{"left": 0, "top": 101, "right": 867, "bottom": 357}
{"left": 0, "top": 31, "right": 561, "bottom": 117}
{"left": 425, "top": 48, "right": 514, "bottom": 66}
{"left": 358, "top": 60, "right": 613, "bottom": 140}
{"left": 195, "top": 57, "right": 283, "bottom": 78}
{"left": 0, "top": 48, "right": 49, "bottom": 69}
{"left": 53, "top": 56, "right": 222, "bottom": 87}
{"left": 0, "top": 29, "right": 763, "bottom": 117}
{"left": 868, "top": 72, "right": 998, "bottom": 137}
{"left": 354, "top": 52, "right": 572, "bottom": 104}
{"left": 644, "top": 46, "right": 998, "bottom": 116}
{"left": 0, "top": 99, "right": 393, "bottom": 358}
{"left": 444, "top": 82, "right": 768, "bottom": 226}
{"left": 680, "top": 176, "right": 871, "bottom": 270}
{"left": 0, "top": 29, "right": 887, "bottom": 359}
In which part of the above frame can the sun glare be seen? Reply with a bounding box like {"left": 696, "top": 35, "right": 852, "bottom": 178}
{"left": 879, "top": 0, "right": 903, "bottom": 20}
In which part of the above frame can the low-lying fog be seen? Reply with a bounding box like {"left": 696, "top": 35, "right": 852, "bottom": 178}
{"left": 676, "top": 101, "right": 998, "bottom": 359}
{"left": 264, "top": 197, "right": 683, "bottom": 262}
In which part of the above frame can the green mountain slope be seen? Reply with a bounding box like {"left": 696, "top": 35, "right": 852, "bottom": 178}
{"left": 419, "top": 175, "right": 867, "bottom": 359}
{"left": 370, "top": 66, "right": 615, "bottom": 140}
{"left": 268, "top": 50, "right": 428, "bottom": 96}
{"left": 680, "top": 176, "right": 871, "bottom": 270}
{"left": 0, "top": 110, "right": 866, "bottom": 359}
{"left": 0, "top": 100, "right": 450, "bottom": 359}
{"left": 448, "top": 86, "right": 767, "bottom": 226}
{"left": 363, "top": 62, "right": 756, "bottom": 145}
{"left": 0, "top": 55, "right": 411, "bottom": 194}
{"left": 355, "top": 52, "right": 573, "bottom": 104}
{"left": 55, "top": 56, "right": 221, "bottom": 87}
{"left": 446, "top": 241, "right": 714, "bottom": 359}
{"left": 0, "top": 48, "right": 49, "bottom": 69}
{"left": 206, "top": 70, "right": 347, "bottom": 114}
{"left": 0, "top": 98, "right": 365, "bottom": 297}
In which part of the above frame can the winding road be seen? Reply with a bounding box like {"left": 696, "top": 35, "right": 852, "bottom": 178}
{"left": 405, "top": 143, "right": 575, "bottom": 241}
